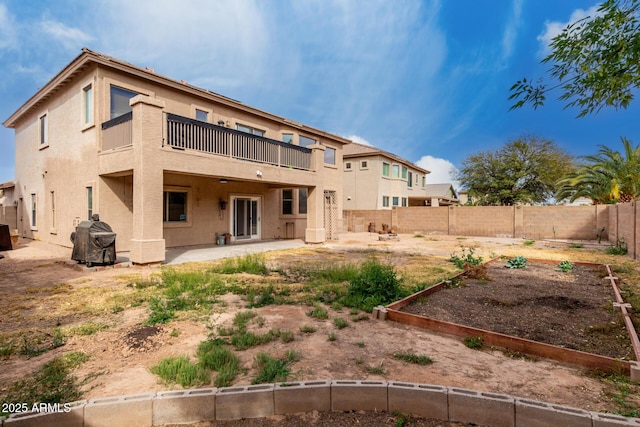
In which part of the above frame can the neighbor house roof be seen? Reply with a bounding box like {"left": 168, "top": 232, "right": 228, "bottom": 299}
{"left": 3, "top": 49, "right": 351, "bottom": 145}
{"left": 424, "top": 183, "right": 458, "bottom": 199}
{"left": 343, "top": 142, "right": 430, "bottom": 174}
{"left": 0, "top": 180, "right": 15, "bottom": 190}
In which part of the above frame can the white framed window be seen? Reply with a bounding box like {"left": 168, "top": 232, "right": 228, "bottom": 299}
{"left": 407, "top": 171, "right": 413, "bottom": 187}
{"left": 382, "top": 162, "right": 390, "bottom": 177}
{"left": 31, "top": 193, "right": 37, "bottom": 229}
{"left": 110, "top": 85, "right": 138, "bottom": 119}
{"left": 360, "top": 161, "right": 368, "bottom": 169}
{"left": 392, "top": 196, "right": 399, "bottom": 207}
{"left": 345, "top": 162, "right": 352, "bottom": 170}
{"left": 422, "top": 176, "right": 426, "bottom": 187}
{"left": 324, "top": 147, "right": 336, "bottom": 165}
{"left": 382, "top": 196, "right": 389, "bottom": 208}
{"left": 392, "top": 164, "right": 400, "bottom": 178}
{"left": 87, "top": 187, "right": 93, "bottom": 220}
{"left": 236, "top": 123, "right": 264, "bottom": 137}
{"left": 50, "top": 191, "right": 56, "bottom": 230}
{"left": 299, "top": 135, "right": 316, "bottom": 148}
{"left": 282, "top": 189, "right": 293, "bottom": 215}
{"left": 195, "top": 109, "right": 208, "bottom": 122}
{"left": 39, "top": 113, "right": 48, "bottom": 148}
{"left": 83, "top": 84, "right": 93, "bottom": 126}
{"left": 298, "top": 188, "right": 308, "bottom": 214}
{"left": 402, "top": 197, "right": 407, "bottom": 207}
{"left": 402, "top": 166, "right": 407, "bottom": 179}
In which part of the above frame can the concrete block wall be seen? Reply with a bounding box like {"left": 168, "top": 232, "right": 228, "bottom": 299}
{"left": 3, "top": 382, "right": 640, "bottom": 426}
{"left": 610, "top": 201, "right": 638, "bottom": 259}
{"left": 395, "top": 207, "right": 448, "bottom": 234}
{"left": 451, "top": 206, "right": 516, "bottom": 237}
{"left": 523, "top": 205, "right": 602, "bottom": 240}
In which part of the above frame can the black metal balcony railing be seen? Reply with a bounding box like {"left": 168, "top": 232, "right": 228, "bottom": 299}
{"left": 165, "top": 113, "right": 312, "bottom": 170}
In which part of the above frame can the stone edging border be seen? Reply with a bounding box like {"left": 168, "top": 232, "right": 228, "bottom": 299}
{"left": 3, "top": 380, "right": 640, "bottom": 426}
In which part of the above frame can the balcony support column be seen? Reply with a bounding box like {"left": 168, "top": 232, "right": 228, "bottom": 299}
{"left": 129, "top": 95, "right": 167, "bottom": 264}
{"left": 305, "top": 144, "right": 326, "bottom": 243}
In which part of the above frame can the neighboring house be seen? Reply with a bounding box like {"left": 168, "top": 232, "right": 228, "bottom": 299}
{"left": 3, "top": 48, "right": 349, "bottom": 264}
{"left": 424, "top": 183, "right": 459, "bottom": 207}
{"left": 342, "top": 142, "right": 430, "bottom": 210}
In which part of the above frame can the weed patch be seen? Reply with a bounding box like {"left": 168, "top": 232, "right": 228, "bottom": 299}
{"left": 393, "top": 351, "right": 433, "bottom": 365}
{"left": 252, "top": 351, "right": 300, "bottom": 384}
{"left": 151, "top": 356, "right": 210, "bottom": 387}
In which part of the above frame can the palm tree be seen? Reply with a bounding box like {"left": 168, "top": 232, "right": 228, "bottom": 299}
{"left": 555, "top": 137, "right": 640, "bottom": 204}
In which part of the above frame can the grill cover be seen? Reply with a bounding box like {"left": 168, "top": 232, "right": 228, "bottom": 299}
{"left": 0, "top": 224, "right": 11, "bottom": 251}
{"left": 70, "top": 219, "right": 116, "bottom": 265}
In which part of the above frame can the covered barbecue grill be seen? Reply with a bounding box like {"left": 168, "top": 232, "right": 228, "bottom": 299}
{"left": 70, "top": 214, "right": 116, "bottom": 266}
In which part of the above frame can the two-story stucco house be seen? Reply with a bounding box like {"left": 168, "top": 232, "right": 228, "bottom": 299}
{"left": 3, "top": 48, "right": 349, "bottom": 264}
{"left": 342, "top": 142, "right": 431, "bottom": 210}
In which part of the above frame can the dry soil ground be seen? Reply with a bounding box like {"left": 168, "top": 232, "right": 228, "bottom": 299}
{"left": 1, "top": 233, "right": 639, "bottom": 423}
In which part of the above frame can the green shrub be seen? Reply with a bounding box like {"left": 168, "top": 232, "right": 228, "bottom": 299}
{"left": 299, "top": 325, "right": 317, "bottom": 333}
{"left": 342, "top": 258, "right": 404, "bottom": 312}
{"left": 328, "top": 332, "right": 337, "bottom": 341}
{"left": 463, "top": 336, "right": 484, "bottom": 349}
{"left": 449, "top": 246, "right": 483, "bottom": 269}
{"left": 252, "top": 351, "right": 299, "bottom": 384}
{"left": 557, "top": 260, "right": 574, "bottom": 272}
{"left": 197, "top": 341, "right": 239, "bottom": 371}
{"left": 505, "top": 256, "right": 527, "bottom": 269}
{"left": 333, "top": 317, "right": 348, "bottom": 329}
{"left": 280, "top": 330, "right": 295, "bottom": 343}
{"left": 606, "top": 239, "right": 628, "bottom": 255}
{"left": 307, "top": 305, "right": 329, "bottom": 320}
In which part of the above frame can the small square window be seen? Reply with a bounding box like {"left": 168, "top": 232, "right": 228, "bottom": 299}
{"left": 392, "top": 196, "right": 399, "bottom": 206}
{"left": 196, "top": 109, "right": 208, "bottom": 122}
{"left": 345, "top": 162, "right": 352, "bottom": 170}
{"left": 360, "top": 161, "right": 368, "bottom": 169}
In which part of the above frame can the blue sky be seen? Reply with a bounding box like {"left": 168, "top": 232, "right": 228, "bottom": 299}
{"left": 1, "top": 0, "right": 639, "bottom": 188}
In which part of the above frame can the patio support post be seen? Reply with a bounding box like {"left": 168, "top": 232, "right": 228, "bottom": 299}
{"left": 129, "top": 95, "right": 166, "bottom": 264}
{"left": 305, "top": 185, "right": 325, "bottom": 243}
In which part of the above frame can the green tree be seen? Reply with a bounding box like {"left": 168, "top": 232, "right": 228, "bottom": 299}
{"left": 556, "top": 137, "right": 640, "bottom": 203}
{"left": 456, "top": 136, "right": 574, "bottom": 205}
{"left": 509, "top": 0, "right": 640, "bottom": 117}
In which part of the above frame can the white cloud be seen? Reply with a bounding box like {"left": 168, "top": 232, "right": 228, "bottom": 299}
{"left": 0, "top": 4, "right": 17, "bottom": 50}
{"left": 537, "top": 5, "right": 600, "bottom": 57}
{"left": 415, "top": 155, "right": 460, "bottom": 188}
{"left": 40, "top": 20, "right": 93, "bottom": 50}
{"left": 500, "top": 0, "right": 523, "bottom": 63}
{"left": 345, "top": 135, "right": 372, "bottom": 146}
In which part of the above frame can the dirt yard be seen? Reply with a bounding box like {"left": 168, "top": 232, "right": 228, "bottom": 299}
{"left": 1, "top": 233, "right": 639, "bottom": 420}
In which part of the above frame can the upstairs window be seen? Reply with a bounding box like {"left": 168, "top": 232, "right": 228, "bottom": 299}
{"left": 324, "top": 147, "right": 336, "bottom": 165}
{"left": 299, "top": 135, "right": 316, "bottom": 148}
{"left": 282, "top": 133, "right": 294, "bottom": 144}
{"left": 407, "top": 171, "right": 413, "bottom": 187}
{"left": 402, "top": 166, "right": 407, "bottom": 179}
{"left": 195, "top": 109, "right": 208, "bottom": 122}
{"left": 110, "top": 86, "right": 138, "bottom": 119}
{"left": 83, "top": 84, "right": 93, "bottom": 125}
{"left": 236, "top": 123, "right": 264, "bottom": 137}
{"left": 345, "top": 162, "right": 352, "bottom": 170}
{"left": 360, "top": 161, "right": 368, "bottom": 169}
{"left": 392, "top": 165, "right": 400, "bottom": 178}
{"left": 382, "top": 162, "right": 390, "bottom": 177}
{"left": 39, "top": 114, "right": 48, "bottom": 146}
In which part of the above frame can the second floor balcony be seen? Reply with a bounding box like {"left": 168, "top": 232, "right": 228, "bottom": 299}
{"left": 101, "top": 112, "right": 312, "bottom": 171}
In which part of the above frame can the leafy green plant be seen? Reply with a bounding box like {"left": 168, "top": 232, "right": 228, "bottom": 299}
{"left": 393, "top": 351, "right": 433, "bottom": 365}
{"left": 523, "top": 240, "right": 535, "bottom": 246}
{"left": 606, "top": 239, "right": 628, "bottom": 255}
{"left": 196, "top": 340, "right": 240, "bottom": 387}
{"left": 505, "top": 256, "right": 527, "bottom": 269}
{"left": 151, "top": 356, "right": 210, "bottom": 387}
{"left": 145, "top": 296, "right": 175, "bottom": 325}
{"left": 328, "top": 332, "right": 337, "bottom": 341}
{"left": 557, "top": 260, "right": 574, "bottom": 272}
{"left": 449, "top": 246, "right": 483, "bottom": 269}
{"left": 463, "top": 336, "right": 484, "bottom": 349}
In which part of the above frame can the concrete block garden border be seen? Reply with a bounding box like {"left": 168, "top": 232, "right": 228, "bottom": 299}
{"left": 3, "top": 380, "right": 640, "bottom": 426}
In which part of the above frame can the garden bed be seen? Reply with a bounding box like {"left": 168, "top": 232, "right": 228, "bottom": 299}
{"left": 395, "top": 259, "right": 635, "bottom": 365}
